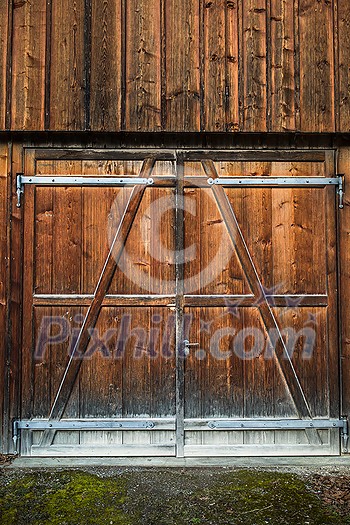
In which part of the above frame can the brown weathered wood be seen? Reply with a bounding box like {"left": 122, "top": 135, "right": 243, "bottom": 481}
{"left": 39, "top": 158, "right": 156, "bottom": 446}
{"left": 34, "top": 149, "right": 176, "bottom": 161}
{"left": 11, "top": 0, "right": 46, "bottom": 130}
{"left": 125, "top": 0, "right": 162, "bottom": 131}
{"left": 165, "top": 0, "right": 200, "bottom": 131}
{"left": 4, "top": 143, "right": 23, "bottom": 453}
{"left": 338, "top": 149, "right": 350, "bottom": 415}
{"left": 90, "top": 0, "right": 122, "bottom": 131}
{"left": 202, "top": 160, "right": 316, "bottom": 422}
{"left": 203, "top": 0, "right": 226, "bottom": 131}
{"left": 0, "top": 143, "right": 8, "bottom": 450}
{"left": 242, "top": 0, "right": 267, "bottom": 131}
{"left": 225, "top": 0, "right": 239, "bottom": 131}
{"left": 270, "top": 0, "right": 296, "bottom": 131}
{"left": 0, "top": 1, "right": 9, "bottom": 129}
{"left": 338, "top": 0, "right": 350, "bottom": 131}
{"left": 49, "top": 0, "right": 85, "bottom": 130}
{"left": 299, "top": 0, "right": 335, "bottom": 132}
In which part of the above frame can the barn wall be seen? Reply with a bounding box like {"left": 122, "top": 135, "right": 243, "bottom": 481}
{"left": 0, "top": 0, "right": 350, "bottom": 132}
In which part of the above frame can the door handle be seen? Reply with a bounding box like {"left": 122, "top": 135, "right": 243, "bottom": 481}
{"left": 183, "top": 340, "right": 200, "bottom": 357}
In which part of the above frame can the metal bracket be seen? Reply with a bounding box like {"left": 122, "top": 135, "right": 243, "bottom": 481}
{"left": 16, "top": 173, "right": 24, "bottom": 208}
{"left": 337, "top": 174, "right": 345, "bottom": 209}
{"left": 341, "top": 416, "right": 349, "bottom": 453}
{"left": 16, "top": 174, "right": 154, "bottom": 208}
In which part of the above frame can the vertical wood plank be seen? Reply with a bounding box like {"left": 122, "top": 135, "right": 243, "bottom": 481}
{"left": 338, "top": 149, "right": 350, "bottom": 414}
{"left": 270, "top": 0, "right": 296, "bottom": 131}
{"left": 0, "top": 143, "right": 8, "bottom": 451}
{"left": 203, "top": 0, "right": 226, "bottom": 131}
{"left": 4, "top": 143, "right": 23, "bottom": 453}
{"left": 165, "top": 0, "right": 200, "bottom": 131}
{"left": 90, "top": 0, "right": 122, "bottom": 131}
{"left": 338, "top": 0, "right": 350, "bottom": 131}
{"left": 50, "top": 0, "right": 85, "bottom": 130}
{"left": 242, "top": 0, "right": 267, "bottom": 131}
{"left": 226, "top": 0, "right": 239, "bottom": 131}
{"left": 0, "top": 1, "right": 9, "bottom": 129}
{"left": 125, "top": 0, "right": 162, "bottom": 131}
{"left": 11, "top": 0, "right": 46, "bottom": 130}
{"left": 299, "top": 0, "right": 335, "bottom": 132}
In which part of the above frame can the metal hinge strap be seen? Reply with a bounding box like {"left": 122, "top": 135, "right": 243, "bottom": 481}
{"left": 16, "top": 174, "right": 154, "bottom": 207}
{"left": 207, "top": 176, "right": 345, "bottom": 209}
{"left": 207, "top": 418, "right": 346, "bottom": 431}
{"left": 13, "top": 418, "right": 173, "bottom": 452}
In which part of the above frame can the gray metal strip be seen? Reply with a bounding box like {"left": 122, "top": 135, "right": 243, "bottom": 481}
{"left": 207, "top": 177, "right": 342, "bottom": 187}
{"left": 18, "top": 175, "right": 154, "bottom": 186}
{"left": 204, "top": 419, "right": 345, "bottom": 430}
{"left": 16, "top": 174, "right": 154, "bottom": 207}
{"left": 15, "top": 419, "right": 175, "bottom": 430}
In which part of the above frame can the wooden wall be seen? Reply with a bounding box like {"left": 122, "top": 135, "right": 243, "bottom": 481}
{"left": 0, "top": 0, "right": 350, "bottom": 132}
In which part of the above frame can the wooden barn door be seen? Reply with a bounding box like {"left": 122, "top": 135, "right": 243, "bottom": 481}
{"left": 19, "top": 150, "right": 178, "bottom": 456}
{"left": 180, "top": 153, "right": 343, "bottom": 456}
{"left": 17, "top": 149, "right": 344, "bottom": 457}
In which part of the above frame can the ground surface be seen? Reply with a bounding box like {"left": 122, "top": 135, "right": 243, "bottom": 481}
{"left": 1, "top": 463, "right": 350, "bottom": 524}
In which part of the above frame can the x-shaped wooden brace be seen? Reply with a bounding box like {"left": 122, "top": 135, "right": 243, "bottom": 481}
{"left": 39, "top": 157, "right": 156, "bottom": 447}
{"left": 202, "top": 160, "right": 321, "bottom": 445}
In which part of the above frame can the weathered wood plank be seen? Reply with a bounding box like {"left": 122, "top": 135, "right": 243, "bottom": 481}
{"left": 90, "top": 0, "right": 122, "bottom": 131}
{"left": 49, "top": 0, "right": 85, "bottom": 130}
{"left": 242, "top": 0, "right": 267, "bottom": 131}
{"left": 299, "top": 0, "right": 335, "bottom": 132}
{"left": 165, "top": 0, "right": 200, "bottom": 131}
{"left": 4, "top": 143, "right": 23, "bottom": 453}
{"left": 0, "top": 143, "right": 8, "bottom": 451}
{"left": 270, "top": 0, "right": 296, "bottom": 131}
{"left": 0, "top": 1, "right": 9, "bottom": 129}
{"left": 226, "top": 0, "right": 239, "bottom": 131}
{"left": 203, "top": 0, "right": 226, "bottom": 131}
{"left": 125, "top": 0, "right": 162, "bottom": 131}
{"left": 11, "top": 0, "right": 46, "bottom": 130}
{"left": 338, "top": 0, "right": 350, "bottom": 131}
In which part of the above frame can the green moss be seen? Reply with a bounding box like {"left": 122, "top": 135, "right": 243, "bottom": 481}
{"left": 0, "top": 468, "right": 347, "bottom": 525}
{"left": 0, "top": 471, "right": 131, "bottom": 525}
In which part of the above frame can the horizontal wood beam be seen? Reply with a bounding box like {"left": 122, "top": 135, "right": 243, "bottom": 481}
{"left": 33, "top": 294, "right": 328, "bottom": 308}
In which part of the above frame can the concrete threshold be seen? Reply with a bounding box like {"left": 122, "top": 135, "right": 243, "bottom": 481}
{"left": 7, "top": 456, "right": 350, "bottom": 469}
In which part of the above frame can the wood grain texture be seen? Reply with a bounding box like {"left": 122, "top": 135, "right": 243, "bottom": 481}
{"left": 1, "top": 0, "right": 349, "bottom": 132}
{"left": 202, "top": 0, "right": 226, "bottom": 131}
{"left": 0, "top": 1, "right": 9, "bottom": 129}
{"left": 125, "top": 0, "right": 162, "bottom": 131}
{"left": 338, "top": 149, "right": 350, "bottom": 414}
{"left": 90, "top": 0, "right": 122, "bottom": 131}
{"left": 242, "top": 0, "right": 267, "bottom": 131}
{"left": 338, "top": 0, "right": 350, "bottom": 131}
{"left": 226, "top": 0, "right": 239, "bottom": 131}
{"left": 49, "top": 0, "right": 85, "bottom": 130}
{"left": 11, "top": 0, "right": 46, "bottom": 130}
{"left": 270, "top": 0, "right": 296, "bottom": 131}
{"left": 165, "top": 0, "right": 200, "bottom": 131}
{"left": 0, "top": 144, "right": 8, "bottom": 451}
{"left": 299, "top": 0, "right": 335, "bottom": 132}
